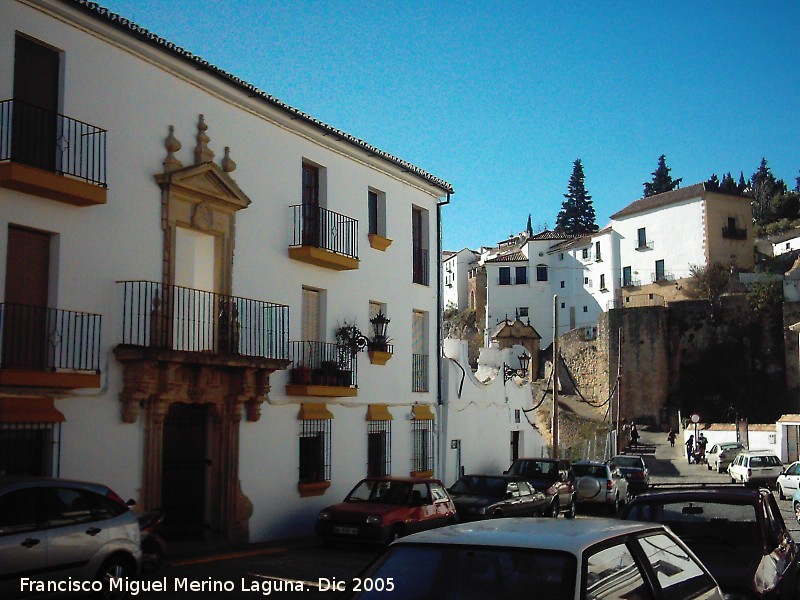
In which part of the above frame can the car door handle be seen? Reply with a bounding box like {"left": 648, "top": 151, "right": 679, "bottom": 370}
{"left": 21, "top": 538, "right": 41, "bottom": 548}
{"left": 85, "top": 527, "right": 102, "bottom": 536}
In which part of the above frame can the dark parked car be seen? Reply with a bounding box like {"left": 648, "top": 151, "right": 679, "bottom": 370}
{"left": 621, "top": 484, "right": 799, "bottom": 599}
{"left": 505, "top": 457, "right": 576, "bottom": 518}
{"left": 447, "top": 474, "right": 547, "bottom": 521}
{"left": 0, "top": 476, "right": 141, "bottom": 600}
{"left": 316, "top": 477, "right": 456, "bottom": 545}
{"left": 610, "top": 454, "right": 650, "bottom": 495}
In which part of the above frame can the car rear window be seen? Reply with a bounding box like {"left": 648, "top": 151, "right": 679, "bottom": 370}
{"left": 573, "top": 465, "right": 607, "bottom": 478}
{"left": 508, "top": 460, "right": 559, "bottom": 479}
{"left": 450, "top": 476, "right": 508, "bottom": 497}
{"left": 626, "top": 500, "right": 759, "bottom": 546}
{"left": 749, "top": 455, "right": 781, "bottom": 467}
{"left": 355, "top": 544, "right": 576, "bottom": 599}
{"left": 612, "top": 457, "right": 643, "bottom": 469}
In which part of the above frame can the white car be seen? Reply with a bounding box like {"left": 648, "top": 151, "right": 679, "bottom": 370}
{"left": 341, "top": 518, "right": 724, "bottom": 599}
{"left": 704, "top": 442, "right": 745, "bottom": 473}
{"left": 0, "top": 477, "right": 141, "bottom": 599}
{"left": 776, "top": 461, "right": 800, "bottom": 500}
{"left": 728, "top": 450, "right": 783, "bottom": 486}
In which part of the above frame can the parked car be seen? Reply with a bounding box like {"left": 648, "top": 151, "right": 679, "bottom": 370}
{"left": 728, "top": 449, "right": 783, "bottom": 487}
{"left": 777, "top": 460, "right": 800, "bottom": 500}
{"left": 705, "top": 442, "right": 745, "bottom": 473}
{"left": 504, "top": 457, "right": 576, "bottom": 518}
{"left": 572, "top": 460, "right": 629, "bottom": 514}
{"left": 793, "top": 487, "right": 800, "bottom": 524}
{"left": 610, "top": 454, "right": 650, "bottom": 495}
{"left": 340, "top": 518, "right": 724, "bottom": 599}
{"left": 621, "top": 484, "right": 799, "bottom": 599}
{"left": 0, "top": 476, "right": 141, "bottom": 600}
{"left": 316, "top": 477, "right": 456, "bottom": 545}
{"left": 447, "top": 474, "right": 547, "bottom": 521}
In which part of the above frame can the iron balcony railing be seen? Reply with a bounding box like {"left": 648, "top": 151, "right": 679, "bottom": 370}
{"left": 118, "top": 281, "right": 289, "bottom": 360}
{"left": 0, "top": 99, "right": 107, "bottom": 187}
{"left": 413, "top": 247, "right": 429, "bottom": 286}
{"left": 289, "top": 340, "right": 358, "bottom": 388}
{"left": 722, "top": 226, "right": 747, "bottom": 240}
{"left": 0, "top": 303, "right": 102, "bottom": 372}
{"left": 290, "top": 204, "right": 358, "bottom": 260}
{"left": 412, "top": 353, "right": 429, "bottom": 392}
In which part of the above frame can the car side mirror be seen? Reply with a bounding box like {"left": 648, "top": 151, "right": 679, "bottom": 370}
{"left": 505, "top": 491, "right": 514, "bottom": 499}
{"left": 503, "top": 469, "right": 509, "bottom": 475}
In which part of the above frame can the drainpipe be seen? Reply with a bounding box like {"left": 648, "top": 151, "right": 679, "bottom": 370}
{"left": 436, "top": 192, "right": 451, "bottom": 481}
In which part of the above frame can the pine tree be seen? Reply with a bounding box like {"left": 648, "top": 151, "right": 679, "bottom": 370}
{"left": 643, "top": 154, "right": 683, "bottom": 197}
{"left": 526, "top": 214, "right": 533, "bottom": 236}
{"left": 555, "top": 159, "right": 598, "bottom": 234}
{"left": 750, "top": 158, "right": 787, "bottom": 224}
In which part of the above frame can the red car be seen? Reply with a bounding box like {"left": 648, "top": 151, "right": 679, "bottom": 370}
{"left": 316, "top": 477, "right": 457, "bottom": 545}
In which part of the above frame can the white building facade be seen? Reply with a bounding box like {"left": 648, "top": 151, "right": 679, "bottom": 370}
{"left": 443, "top": 248, "right": 478, "bottom": 311}
{"left": 0, "top": 0, "right": 452, "bottom": 543}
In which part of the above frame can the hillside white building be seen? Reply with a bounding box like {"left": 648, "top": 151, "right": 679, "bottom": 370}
{"left": 0, "top": 0, "right": 453, "bottom": 543}
{"left": 443, "top": 248, "right": 478, "bottom": 311}
{"left": 447, "top": 183, "right": 753, "bottom": 350}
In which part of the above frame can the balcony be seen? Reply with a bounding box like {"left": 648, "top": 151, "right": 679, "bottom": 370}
{"left": 722, "top": 226, "right": 747, "bottom": 240}
{"left": 0, "top": 303, "right": 102, "bottom": 389}
{"left": 0, "top": 99, "right": 107, "bottom": 206}
{"left": 635, "top": 240, "right": 654, "bottom": 251}
{"left": 114, "top": 281, "right": 290, "bottom": 422}
{"left": 412, "top": 353, "right": 429, "bottom": 392}
{"left": 288, "top": 205, "right": 359, "bottom": 270}
{"left": 413, "top": 247, "right": 430, "bottom": 286}
{"left": 286, "top": 341, "right": 358, "bottom": 397}
{"left": 652, "top": 271, "right": 675, "bottom": 283}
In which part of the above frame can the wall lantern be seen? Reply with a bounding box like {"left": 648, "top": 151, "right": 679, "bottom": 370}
{"left": 503, "top": 351, "right": 531, "bottom": 383}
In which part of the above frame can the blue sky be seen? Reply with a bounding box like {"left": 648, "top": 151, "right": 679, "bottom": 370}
{"left": 99, "top": 0, "right": 799, "bottom": 251}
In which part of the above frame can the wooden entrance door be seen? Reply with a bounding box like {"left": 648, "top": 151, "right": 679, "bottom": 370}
{"left": 3, "top": 226, "right": 50, "bottom": 369}
{"left": 161, "top": 403, "right": 208, "bottom": 540}
{"left": 13, "top": 35, "right": 60, "bottom": 172}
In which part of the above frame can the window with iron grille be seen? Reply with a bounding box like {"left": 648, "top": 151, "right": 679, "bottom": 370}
{"left": 0, "top": 423, "right": 61, "bottom": 476}
{"left": 412, "top": 419, "right": 434, "bottom": 473}
{"left": 299, "top": 419, "right": 331, "bottom": 483}
{"left": 367, "top": 420, "right": 392, "bottom": 476}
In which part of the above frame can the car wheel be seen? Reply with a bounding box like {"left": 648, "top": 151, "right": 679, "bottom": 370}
{"left": 549, "top": 499, "right": 560, "bottom": 518}
{"left": 492, "top": 509, "right": 503, "bottom": 518}
{"left": 716, "top": 461, "right": 722, "bottom": 473}
{"left": 609, "top": 495, "right": 620, "bottom": 516}
{"left": 95, "top": 555, "right": 135, "bottom": 600}
{"left": 794, "top": 502, "right": 800, "bottom": 524}
{"left": 779, "top": 484, "right": 787, "bottom": 501}
{"left": 565, "top": 496, "right": 576, "bottom": 519}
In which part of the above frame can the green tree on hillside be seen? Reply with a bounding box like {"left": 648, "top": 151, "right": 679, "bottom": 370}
{"left": 643, "top": 154, "right": 682, "bottom": 197}
{"left": 555, "top": 159, "right": 597, "bottom": 234}
{"left": 750, "top": 158, "right": 787, "bottom": 224}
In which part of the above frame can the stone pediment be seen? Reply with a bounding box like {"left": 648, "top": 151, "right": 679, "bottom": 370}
{"left": 155, "top": 162, "right": 250, "bottom": 212}
{"left": 492, "top": 318, "right": 541, "bottom": 341}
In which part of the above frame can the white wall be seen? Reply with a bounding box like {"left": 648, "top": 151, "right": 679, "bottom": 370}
{"left": 440, "top": 340, "right": 547, "bottom": 486}
{"left": 774, "top": 237, "right": 800, "bottom": 256}
{"left": 1, "top": 0, "right": 445, "bottom": 542}
{"left": 613, "top": 198, "right": 705, "bottom": 285}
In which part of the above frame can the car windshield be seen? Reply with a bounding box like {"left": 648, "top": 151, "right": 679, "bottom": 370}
{"left": 572, "top": 464, "right": 607, "bottom": 478}
{"left": 612, "top": 456, "right": 644, "bottom": 469}
{"left": 626, "top": 500, "right": 759, "bottom": 545}
{"left": 353, "top": 544, "right": 576, "bottom": 599}
{"left": 507, "top": 460, "right": 559, "bottom": 479}
{"left": 450, "top": 476, "right": 508, "bottom": 497}
{"left": 346, "top": 480, "right": 411, "bottom": 504}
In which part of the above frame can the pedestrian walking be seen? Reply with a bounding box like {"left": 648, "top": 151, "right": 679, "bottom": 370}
{"left": 686, "top": 435, "right": 694, "bottom": 464}
{"left": 667, "top": 430, "right": 676, "bottom": 447}
{"left": 630, "top": 422, "right": 639, "bottom": 447}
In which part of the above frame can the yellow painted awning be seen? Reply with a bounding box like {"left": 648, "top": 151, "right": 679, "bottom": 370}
{"left": 366, "top": 404, "right": 393, "bottom": 421}
{"left": 412, "top": 404, "right": 435, "bottom": 421}
{"left": 297, "top": 402, "right": 334, "bottom": 420}
{"left": 0, "top": 396, "right": 65, "bottom": 423}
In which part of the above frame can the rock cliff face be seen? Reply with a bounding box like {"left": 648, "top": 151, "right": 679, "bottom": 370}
{"left": 557, "top": 295, "right": 791, "bottom": 429}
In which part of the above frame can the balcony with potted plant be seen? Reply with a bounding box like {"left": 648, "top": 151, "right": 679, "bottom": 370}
{"left": 286, "top": 335, "right": 359, "bottom": 398}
